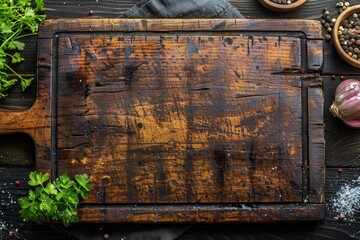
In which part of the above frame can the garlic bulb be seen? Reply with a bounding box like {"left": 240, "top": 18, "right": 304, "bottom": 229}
{"left": 330, "top": 79, "right": 360, "bottom": 128}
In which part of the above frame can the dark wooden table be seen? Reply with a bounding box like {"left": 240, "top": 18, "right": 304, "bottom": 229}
{"left": 0, "top": 0, "right": 360, "bottom": 239}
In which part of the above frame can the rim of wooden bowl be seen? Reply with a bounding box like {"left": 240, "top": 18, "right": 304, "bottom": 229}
{"left": 258, "top": 0, "right": 307, "bottom": 12}
{"left": 333, "top": 5, "right": 360, "bottom": 69}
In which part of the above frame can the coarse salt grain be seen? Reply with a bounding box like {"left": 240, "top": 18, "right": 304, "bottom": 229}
{"left": 331, "top": 176, "right": 360, "bottom": 218}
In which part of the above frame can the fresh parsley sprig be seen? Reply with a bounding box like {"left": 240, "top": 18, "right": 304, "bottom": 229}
{"left": 18, "top": 171, "right": 92, "bottom": 227}
{"left": 0, "top": 0, "right": 45, "bottom": 99}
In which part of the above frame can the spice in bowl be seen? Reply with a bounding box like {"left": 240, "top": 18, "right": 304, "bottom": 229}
{"left": 258, "top": 0, "right": 306, "bottom": 12}
{"left": 337, "top": 13, "right": 360, "bottom": 61}
{"left": 270, "top": 0, "right": 298, "bottom": 4}
{"left": 332, "top": 4, "right": 360, "bottom": 68}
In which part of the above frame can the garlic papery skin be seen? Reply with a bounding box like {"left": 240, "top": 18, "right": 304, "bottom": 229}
{"left": 330, "top": 79, "right": 360, "bottom": 128}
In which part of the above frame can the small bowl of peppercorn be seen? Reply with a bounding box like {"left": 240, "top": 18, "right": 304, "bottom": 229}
{"left": 258, "top": 0, "right": 307, "bottom": 12}
{"left": 333, "top": 5, "right": 360, "bottom": 68}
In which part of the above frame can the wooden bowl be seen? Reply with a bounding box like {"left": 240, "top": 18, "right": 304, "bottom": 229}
{"left": 333, "top": 5, "right": 360, "bottom": 69}
{"left": 258, "top": 0, "right": 307, "bottom": 12}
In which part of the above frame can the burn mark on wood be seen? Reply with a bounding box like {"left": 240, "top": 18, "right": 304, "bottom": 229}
{"left": 186, "top": 43, "right": 198, "bottom": 55}
{"left": 85, "top": 49, "right": 97, "bottom": 62}
{"left": 140, "top": 19, "right": 147, "bottom": 28}
{"left": 212, "top": 20, "right": 226, "bottom": 30}
{"left": 95, "top": 82, "right": 105, "bottom": 87}
{"left": 224, "top": 37, "right": 233, "bottom": 45}
{"left": 68, "top": 37, "right": 81, "bottom": 54}
{"left": 84, "top": 83, "right": 90, "bottom": 98}
{"left": 158, "top": 35, "right": 165, "bottom": 47}
{"left": 247, "top": 36, "right": 254, "bottom": 55}
{"left": 101, "top": 177, "right": 110, "bottom": 204}
{"left": 213, "top": 149, "right": 229, "bottom": 194}
{"left": 123, "top": 64, "right": 139, "bottom": 85}
{"left": 123, "top": 45, "right": 132, "bottom": 58}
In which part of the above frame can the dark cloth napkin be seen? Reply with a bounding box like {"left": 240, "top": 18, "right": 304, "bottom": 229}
{"left": 122, "top": 0, "right": 244, "bottom": 18}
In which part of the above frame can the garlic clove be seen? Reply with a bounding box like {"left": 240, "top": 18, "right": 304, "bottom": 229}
{"left": 335, "top": 87, "right": 359, "bottom": 104}
{"left": 341, "top": 118, "right": 360, "bottom": 128}
{"left": 329, "top": 79, "right": 360, "bottom": 128}
{"left": 337, "top": 93, "right": 360, "bottom": 117}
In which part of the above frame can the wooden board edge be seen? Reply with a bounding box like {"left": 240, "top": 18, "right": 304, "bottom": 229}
{"left": 35, "top": 38, "right": 55, "bottom": 179}
{"left": 77, "top": 204, "right": 326, "bottom": 223}
{"left": 38, "top": 19, "right": 323, "bottom": 39}
{"left": 307, "top": 86, "right": 325, "bottom": 203}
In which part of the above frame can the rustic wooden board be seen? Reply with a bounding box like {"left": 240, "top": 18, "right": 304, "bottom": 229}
{"left": 0, "top": 19, "right": 325, "bottom": 223}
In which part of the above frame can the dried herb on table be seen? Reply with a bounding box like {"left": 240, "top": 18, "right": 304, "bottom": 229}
{"left": 0, "top": 0, "right": 45, "bottom": 99}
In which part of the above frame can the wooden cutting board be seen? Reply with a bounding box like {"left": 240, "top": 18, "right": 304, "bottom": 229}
{"left": 0, "top": 19, "right": 325, "bottom": 223}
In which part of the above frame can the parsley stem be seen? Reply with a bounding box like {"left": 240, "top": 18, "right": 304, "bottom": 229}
{"left": 15, "top": 32, "right": 37, "bottom": 40}
{"left": 3, "top": 63, "right": 25, "bottom": 80}
{"left": 0, "top": 29, "right": 21, "bottom": 48}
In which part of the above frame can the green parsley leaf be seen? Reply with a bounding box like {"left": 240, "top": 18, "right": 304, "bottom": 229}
{"left": 44, "top": 183, "right": 58, "bottom": 195}
{"left": 11, "top": 52, "right": 24, "bottom": 64}
{"left": 0, "top": 0, "right": 45, "bottom": 98}
{"left": 19, "top": 171, "right": 91, "bottom": 227}
{"left": 7, "top": 40, "right": 25, "bottom": 50}
{"left": 75, "top": 174, "right": 92, "bottom": 192}
{"left": 28, "top": 171, "right": 49, "bottom": 187}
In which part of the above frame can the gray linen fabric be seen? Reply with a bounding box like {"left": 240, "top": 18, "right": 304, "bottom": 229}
{"left": 122, "top": 0, "right": 244, "bottom": 18}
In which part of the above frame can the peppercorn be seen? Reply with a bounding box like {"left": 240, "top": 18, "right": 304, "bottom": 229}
{"left": 270, "top": 0, "right": 298, "bottom": 4}
{"left": 337, "top": 168, "right": 343, "bottom": 173}
{"left": 15, "top": 180, "right": 20, "bottom": 186}
{"left": 340, "top": 76, "right": 345, "bottom": 81}
{"left": 331, "top": 74, "right": 336, "bottom": 79}
{"left": 321, "top": 2, "right": 360, "bottom": 63}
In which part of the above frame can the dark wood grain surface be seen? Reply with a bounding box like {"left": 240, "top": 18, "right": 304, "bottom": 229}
{"left": 0, "top": 0, "right": 359, "bottom": 239}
